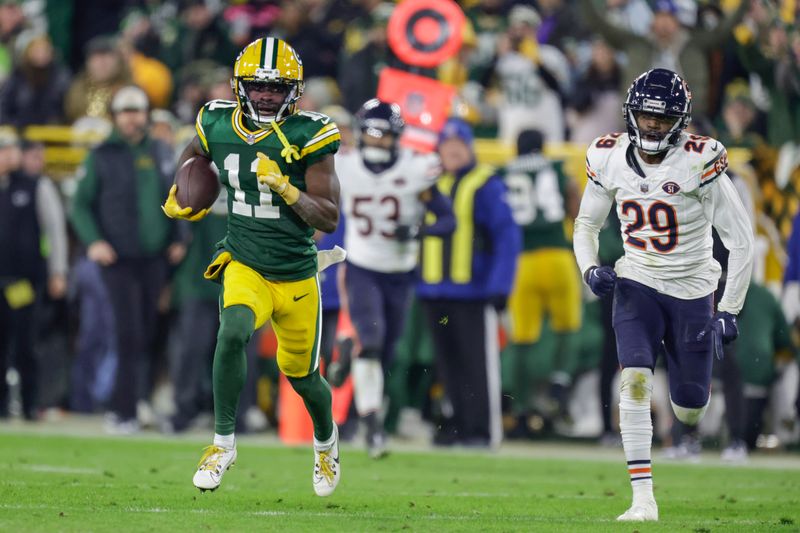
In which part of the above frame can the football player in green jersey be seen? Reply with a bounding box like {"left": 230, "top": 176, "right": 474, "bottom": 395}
{"left": 163, "top": 37, "right": 342, "bottom": 496}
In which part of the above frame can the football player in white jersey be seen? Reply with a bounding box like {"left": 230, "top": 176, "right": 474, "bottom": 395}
{"left": 573, "top": 69, "right": 754, "bottom": 522}
{"left": 336, "top": 99, "right": 455, "bottom": 457}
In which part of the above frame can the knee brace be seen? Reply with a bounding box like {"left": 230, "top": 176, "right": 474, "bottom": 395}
{"left": 670, "top": 381, "right": 710, "bottom": 425}
{"left": 618, "top": 367, "right": 654, "bottom": 456}
{"left": 619, "top": 367, "right": 654, "bottom": 407}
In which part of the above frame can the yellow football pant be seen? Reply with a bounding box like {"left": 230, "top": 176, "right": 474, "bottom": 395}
{"left": 221, "top": 260, "right": 321, "bottom": 378}
{"left": 508, "top": 248, "right": 582, "bottom": 344}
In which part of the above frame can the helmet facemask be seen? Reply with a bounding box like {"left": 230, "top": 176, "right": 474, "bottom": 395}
{"left": 625, "top": 109, "right": 686, "bottom": 154}
{"left": 234, "top": 77, "right": 303, "bottom": 127}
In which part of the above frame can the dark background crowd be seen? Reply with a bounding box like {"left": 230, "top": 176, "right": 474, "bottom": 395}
{"left": 0, "top": 0, "right": 799, "bottom": 458}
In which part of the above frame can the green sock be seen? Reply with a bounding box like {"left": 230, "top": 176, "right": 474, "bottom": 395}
{"left": 213, "top": 305, "right": 254, "bottom": 435}
{"left": 288, "top": 370, "right": 333, "bottom": 441}
{"left": 511, "top": 343, "right": 534, "bottom": 415}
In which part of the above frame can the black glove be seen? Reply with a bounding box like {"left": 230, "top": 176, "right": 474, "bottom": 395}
{"left": 394, "top": 224, "right": 417, "bottom": 243}
{"left": 584, "top": 266, "right": 617, "bottom": 297}
{"left": 697, "top": 311, "right": 738, "bottom": 360}
{"left": 489, "top": 295, "right": 507, "bottom": 313}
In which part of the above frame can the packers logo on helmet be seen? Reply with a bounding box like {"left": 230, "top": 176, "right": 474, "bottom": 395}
{"left": 232, "top": 37, "right": 304, "bottom": 126}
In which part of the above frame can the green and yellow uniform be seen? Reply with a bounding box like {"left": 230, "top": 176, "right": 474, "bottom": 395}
{"left": 196, "top": 101, "right": 340, "bottom": 378}
{"left": 504, "top": 155, "right": 581, "bottom": 343}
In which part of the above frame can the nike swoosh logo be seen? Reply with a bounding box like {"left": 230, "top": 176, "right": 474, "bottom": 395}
{"left": 712, "top": 142, "right": 719, "bottom": 151}
{"left": 293, "top": 293, "right": 309, "bottom": 302}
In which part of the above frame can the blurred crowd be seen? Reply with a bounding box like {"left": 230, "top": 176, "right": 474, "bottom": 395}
{"left": 0, "top": 0, "right": 799, "bottom": 458}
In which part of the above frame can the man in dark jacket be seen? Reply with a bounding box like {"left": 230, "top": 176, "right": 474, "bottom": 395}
{"left": 70, "top": 85, "right": 184, "bottom": 433}
{"left": 418, "top": 118, "right": 521, "bottom": 448}
{"left": 0, "top": 128, "right": 68, "bottom": 421}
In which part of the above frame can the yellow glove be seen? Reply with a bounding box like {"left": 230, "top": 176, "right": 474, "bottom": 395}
{"left": 256, "top": 152, "right": 300, "bottom": 205}
{"left": 161, "top": 184, "right": 210, "bottom": 222}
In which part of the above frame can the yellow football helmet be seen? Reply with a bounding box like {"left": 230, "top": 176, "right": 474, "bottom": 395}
{"left": 232, "top": 37, "right": 304, "bottom": 125}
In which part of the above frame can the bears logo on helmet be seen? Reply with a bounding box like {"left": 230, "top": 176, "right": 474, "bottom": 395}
{"left": 622, "top": 68, "right": 692, "bottom": 154}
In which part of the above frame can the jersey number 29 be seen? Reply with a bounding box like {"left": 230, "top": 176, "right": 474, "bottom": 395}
{"left": 621, "top": 200, "right": 678, "bottom": 252}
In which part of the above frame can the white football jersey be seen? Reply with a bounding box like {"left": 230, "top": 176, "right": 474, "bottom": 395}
{"left": 337, "top": 149, "right": 440, "bottom": 273}
{"left": 574, "top": 132, "right": 754, "bottom": 313}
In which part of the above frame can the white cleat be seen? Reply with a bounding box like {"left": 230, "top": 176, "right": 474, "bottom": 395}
{"left": 313, "top": 425, "right": 340, "bottom": 497}
{"left": 617, "top": 499, "right": 659, "bottom": 521}
{"left": 193, "top": 445, "right": 237, "bottom": 492}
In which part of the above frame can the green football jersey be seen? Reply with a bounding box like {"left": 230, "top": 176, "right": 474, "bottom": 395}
{"left": 195, "top": 100, "right": 340, "bottom": 280}
{"left": 503, "top": 155, "right": 571, "bottom": 251}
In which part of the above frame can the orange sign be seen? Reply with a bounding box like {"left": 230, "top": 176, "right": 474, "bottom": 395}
{"left": 377, "top": 67, "right": 456, "bottom": 152}
{"left": 387, "top": 0, "right": 465, "bottom": 68}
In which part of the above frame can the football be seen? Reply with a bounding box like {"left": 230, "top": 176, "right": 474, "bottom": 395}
{"left": 175, "top": 156, "right": 220, "bottom": 212}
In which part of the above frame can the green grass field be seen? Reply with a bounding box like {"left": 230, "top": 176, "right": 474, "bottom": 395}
{"left": 1, "top": 429, "right": 799, "bottom": 532}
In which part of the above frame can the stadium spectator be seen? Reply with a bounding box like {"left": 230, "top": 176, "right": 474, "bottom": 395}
{"left": 271, "top": 0, "right": 339, "bottom": 79}
{"left": 69, "top": 257, "right": 117, "bottom": 413}
{"left": 534, "top": 0, "right": 588, "bottom": 52}
{"left": 118, "top": 10, "right": 173, "bottom": 109}
{"left": 64, "top": 36, "right": 130, "bottom": 123}
{"left": 19, "top": 140, "right": 71, "bottom": 411}
{"left": 69, "top": 86, "right": 184, "bottom": 434}
{"left": 159, "top": 0, "right": 238, "bottom": 74}
{"left": 603, "top": 0, "right": 653, "bottom": 36}
{"left": 503, "top": 129, "right": 581, "bottom": 433}
{"left": 736, "top": 13, "right": 800, "bottom": 147}
{"left": 0, "top": 0, "right": 28, "bottom": 82}
{"left": 0, "top": 33, "right": 70, "bottom": 128}
{"left": 418, "top": 118, "right": 520, "bottom": 448}
{"left": 493, "top": 5, "right": 570, "bottom": 144}
{"left": 337, "top": 3, "right": 397, "bottom": 114}
{"left": 580, "top": 0, "right": 749, "bottom": 119}
{"left": 715, "top": 81, "right": 764, "bottom": 150}
{"left": 734, "top": 279, "right": 795, "bottom": 452}
{"left": 567, "top": 38, "right": 624, "bottom": 144}
{"left": 0, "top": 128, "right": 68, "bottom": 421}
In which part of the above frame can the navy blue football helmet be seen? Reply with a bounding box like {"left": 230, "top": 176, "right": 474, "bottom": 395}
{"left": 623, "top": 68, "right": 692, "bottom": 154}
{"left": 356, "top": 98, "right": 404, "bottom": 170}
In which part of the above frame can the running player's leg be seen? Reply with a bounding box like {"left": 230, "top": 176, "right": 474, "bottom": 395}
{"left": 613, "top": 279, "right": 665, "bottom": 521}
{"left": 271, "top": 275, "right": 338, "bottom": 496}
{"left": 344, "top": 263, "right": 387, "bottom": 450}
{"left": 663, "top": 293, "right": 714, "bottom": 427}
{"left": 195, "top": 260, "right": 272, "bottom": 491}
{"left": 371, "top": 270, "right": 414, "bottom": 456}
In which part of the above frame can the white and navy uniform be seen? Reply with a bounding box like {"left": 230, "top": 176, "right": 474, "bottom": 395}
{"left": 335, "top": 148, "right": 440, "bottom": 364}
{"left": 337, "top": 149, "right": 440, "bottom": 274}
{"left": 574, "top": 132, "right": 753, "bottom": 313}
{"left": 573, "top": 132, "right": 754, "bottom": 407}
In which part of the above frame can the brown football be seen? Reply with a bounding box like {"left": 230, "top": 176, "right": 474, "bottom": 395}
{"left": 175, "top": 156, "right": 220, "bottom": 212}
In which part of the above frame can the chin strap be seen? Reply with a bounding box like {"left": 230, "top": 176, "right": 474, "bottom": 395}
{"left": 270, "top": 119, "right": 301, "bottom": 163}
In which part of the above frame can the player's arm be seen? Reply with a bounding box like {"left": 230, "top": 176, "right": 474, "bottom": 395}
{"left": 417, "top": 186, "right": 455, "bottom": 237}
{"left": 573, "top": 179, "right": 614, "bottom": 278}
{"left": 177, "top": 135, "right": 210, "bottom": 167}
{"left": 702, "top": 175, "right": 755, "bottom": 314}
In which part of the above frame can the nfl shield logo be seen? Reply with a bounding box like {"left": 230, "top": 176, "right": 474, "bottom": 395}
{"left": 640, "top": 182, "right": 649, "bottom": 193}
{"left": 246, "top": 134, "right": 256, "bottom": 145}
{"left": 662, "top": 181, "right": 680, "bottom": 195}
